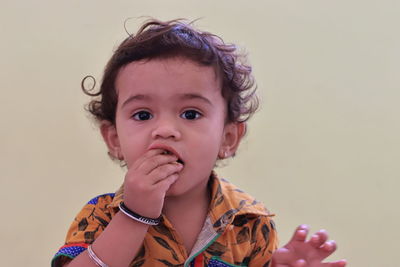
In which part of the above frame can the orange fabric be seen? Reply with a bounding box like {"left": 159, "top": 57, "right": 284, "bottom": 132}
{"left": 52, "top": 172, "right": 278, "bottom": 266}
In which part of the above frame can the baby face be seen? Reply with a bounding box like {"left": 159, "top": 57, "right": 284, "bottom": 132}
{"left": 112, "top": 57, "right": 228, "bottom": 197}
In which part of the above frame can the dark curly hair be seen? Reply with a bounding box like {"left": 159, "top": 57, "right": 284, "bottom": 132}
{"left": 82, "top": 18, "right": 259, "bottom": 125}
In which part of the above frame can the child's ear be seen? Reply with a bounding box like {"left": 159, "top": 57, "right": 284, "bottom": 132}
{"left": 219, "top": 122, "right": 246, "bottom": 159}
{"left": 100, "top": 121, "right": 123, "bottom": 160}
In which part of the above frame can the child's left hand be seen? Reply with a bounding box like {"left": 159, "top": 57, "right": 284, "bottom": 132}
{"left": 271, "top": 225, "right": 347, "bottom": 267}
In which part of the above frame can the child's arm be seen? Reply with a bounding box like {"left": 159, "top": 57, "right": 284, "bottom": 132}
{"left": 64, "top": 212, "right": 149, "bottom": 267}
{"left": 62, "top": 149, "right": 182, "bottom": 267}
{"left": 271, "top": 225, "right": 347, "bottom": 267}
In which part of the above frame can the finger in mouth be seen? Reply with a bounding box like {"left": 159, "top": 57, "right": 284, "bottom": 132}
{"left": 161, "top": 150, "right": 184, "bottom": 165}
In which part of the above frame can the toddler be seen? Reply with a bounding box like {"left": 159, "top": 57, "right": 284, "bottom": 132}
{"left": 52, "top": 19, "right": 346, "bottom": 267}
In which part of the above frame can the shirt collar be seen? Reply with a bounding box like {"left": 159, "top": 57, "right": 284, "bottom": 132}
{"left": 207, "top": 171, "right": 272, "bottom": 233}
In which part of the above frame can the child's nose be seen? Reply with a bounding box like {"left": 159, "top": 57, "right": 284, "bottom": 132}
{"left": 151, "top": 121, "right": 182, "bottom": 140}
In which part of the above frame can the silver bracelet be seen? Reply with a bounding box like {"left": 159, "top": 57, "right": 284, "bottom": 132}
{"left": 119, "top": 202, "right": 161, "bottom": 225}
{"left": 87, "top": 245, "right": 109, "bottom": 267}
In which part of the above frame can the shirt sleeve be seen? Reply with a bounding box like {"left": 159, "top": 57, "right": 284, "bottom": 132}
{"left": 51, "top": 193, "right": 115, "bottom": 267}
{"left": 248, "top": 216, "right": 278, "bottom": 267}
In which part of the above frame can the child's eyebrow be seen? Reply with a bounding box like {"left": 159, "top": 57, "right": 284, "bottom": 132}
{"left": 178, "top": 93, "right": 213, "bottom": 106}
{"left": 121, "top": 94, "right": 149, "bottom": 108}
{"left": 121, "top": 93, "right": 213, "bottom": 108}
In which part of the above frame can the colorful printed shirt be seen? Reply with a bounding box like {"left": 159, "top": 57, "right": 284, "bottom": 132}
{"left": 52, "top": 172, "right": 278, "bottom": 266}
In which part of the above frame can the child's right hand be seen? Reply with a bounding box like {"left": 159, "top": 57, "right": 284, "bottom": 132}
{"left": 122, "top": 149, "right": 183, "bottom": 218}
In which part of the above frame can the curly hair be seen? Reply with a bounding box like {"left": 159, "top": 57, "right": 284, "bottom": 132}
{"left": 82, "top": 18, "right": 259, "bottom": 124}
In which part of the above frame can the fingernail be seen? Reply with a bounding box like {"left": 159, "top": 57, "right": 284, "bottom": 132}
{"left": 176, "top": 162, "right": 184, "bottom": 168}
{"left": 299, "top": 224, "right": 309, "bottom": 229}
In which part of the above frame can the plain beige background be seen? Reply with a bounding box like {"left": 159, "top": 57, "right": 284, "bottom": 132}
{"left": 1, "top": 1, "right": 399, "bottom": 266}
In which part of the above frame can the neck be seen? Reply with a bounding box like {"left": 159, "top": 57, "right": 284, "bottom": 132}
{"left": 162, "top": 178, "right": 212, "bottom": 254}
{"left": 163, "top": 179, "right": 211, "bottom": 218}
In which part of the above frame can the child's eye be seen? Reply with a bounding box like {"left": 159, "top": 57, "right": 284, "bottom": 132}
{"left": 132, "top": 111, "right": 153, "bottom": 121}
{"left": 181, "top": 110, "right": 202, "bottom": 120}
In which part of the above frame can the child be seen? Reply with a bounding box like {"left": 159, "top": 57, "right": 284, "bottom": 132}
{"left": 52, "top": 19, "right": 346, "bottom": 267}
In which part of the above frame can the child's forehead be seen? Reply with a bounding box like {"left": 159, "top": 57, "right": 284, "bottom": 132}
{"left": 118, "top": 57, "right": 220, "bottom": 83}
{"left": 116, "top": 57, "right": 222, "bottom": 96}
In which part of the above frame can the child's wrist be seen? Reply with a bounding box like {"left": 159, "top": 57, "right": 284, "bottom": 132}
{"left": 119, "top": 202, "right": 161, "bottom": 225}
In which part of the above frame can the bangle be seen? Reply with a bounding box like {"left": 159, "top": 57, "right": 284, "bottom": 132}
{"left": 87, "top": 245, "right": 109, "bottom": 267}
{"left": 119, "top": 202, "right": 161, "bottom": 225}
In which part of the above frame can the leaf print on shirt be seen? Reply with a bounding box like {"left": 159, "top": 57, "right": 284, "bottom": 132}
{"left": 84, "top": 225, "right": 100, "bottom": 244}
{"left": 270, "top": 220, "right": 276, "bottom": 230}
{"left": 215, "top": 195, "right": 224, "bottom": 207}
{"left": 236, "top": 226, "right": 250, "bottom": 244}
{"left": 213, "top": 208, "right": 236, "bottom": 229}
{"left": 261, "top": 223, "right": 270, "bottom": 256}
{"left": 133, "top": 245, "right": 145, "bottom": 260}
{"left": 261, "top": 223, "right": 270, "bottom": 244}
{"left": 130, "top": 245, "right": 145, "bottom": 267}
{"left": 78, "top": 218, "right": 88, "bottom": 231}
{"left": 250, "top": 245, "right": 261, "bottom": 259}
{"left": 85, "top": 207, "right": 109, "bottom": 230}
{"left": 206, "top": 241, "right": 228, "bottom": 257}
{"left": 153, "top": 236, "right": 179, "bottom": 261}
{"left": 130, "top": 259, "right": 145, "bottom": 267}
{"left": 93, "top": 214, "right": 109, "bottom": 229}
{"left": 214, "top": 200, "right": 246, "bottom": 230}
{"left": 212, "top": 181, "right": 222, "bottom": 201}
{"left": 232, "top": 215, "right": 248, "bottom": 227}
{"left": 250, "top": 218, "right": 261, "bottom": 244}
{"left": 232, "top": 188, "right": 244, "bottom": 193}
{"left": 154, "top": 223, "right": 176, "bottom": 242}
{"left": 240, "top": 256, "right": 251, "bottom": 266}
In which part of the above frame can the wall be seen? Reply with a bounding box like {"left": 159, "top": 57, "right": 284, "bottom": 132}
{"left": 1, "top": 1, "right": 399, "bottom": 266}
